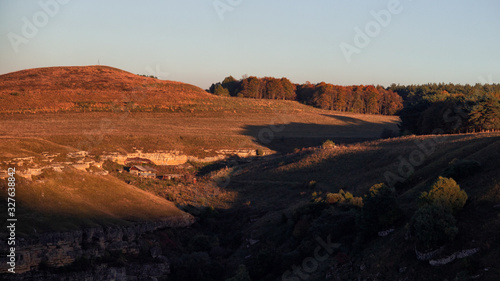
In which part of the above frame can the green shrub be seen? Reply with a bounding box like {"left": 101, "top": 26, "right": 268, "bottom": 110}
{"left": 410, "top": 204, "right": 458, "bottom": 249}
{"left": 420, "top": 177, "right": 467, "bottom": 213}
{"left": 361, "top": 183, "right": 401, "bottom": 235}
{"left": 321, "top": 139, "right": 336, "bottom": 149}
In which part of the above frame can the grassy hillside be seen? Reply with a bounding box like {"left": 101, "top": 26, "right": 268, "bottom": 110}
{"left": 0, "top": 110, "right": 400, "bottom": 156}
{"left": 204, "top": 132, "right": 500, "bottom": 280}
{"left": 0, "top": 167, "right": 187, "bottom": 237}
{"left": 0, "top": 65, "right": 213, "bottom": 113}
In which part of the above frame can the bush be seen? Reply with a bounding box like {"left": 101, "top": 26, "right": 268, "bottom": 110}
{"left": 361, "top": 183, "right": 401, "bottom": 235}
{"left": 410, "top": 204, "right": 458, "bottom": 249}
{"left": 321, "top": 139, "right": 336, "bottom": 149}
{"left": 326, "top": 192, "right": 343, "bottom": 204}
{"left": 420, "top": 177, "right": 467, "bottom": 213}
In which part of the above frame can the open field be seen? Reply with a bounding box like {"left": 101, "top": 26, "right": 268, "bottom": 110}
{"left": 0, "top": 110, "right": 399, "bottom": 156}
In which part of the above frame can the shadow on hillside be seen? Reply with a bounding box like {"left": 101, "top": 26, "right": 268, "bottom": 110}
{"left": 241, "top": 119, "right": 396, "bottom": 154}
{"left": 320, "top": 113, "right": 373, "bottom": 125}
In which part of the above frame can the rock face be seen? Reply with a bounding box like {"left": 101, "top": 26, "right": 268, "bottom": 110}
{"left": 103, "top": 149, "right": 258, "bottom": 166}
{"left": 0, "top": 214, "right": 194, "bottom": 279}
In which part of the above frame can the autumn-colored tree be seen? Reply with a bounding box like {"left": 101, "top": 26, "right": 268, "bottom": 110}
{"left": 238, "top": 76, "right": 261, "bottom": 98}
{"left": 264, "top": 78, "right": 284, "bottom": 99}
{"left": 280, "top": 77, "right": 296, "bottom": 100}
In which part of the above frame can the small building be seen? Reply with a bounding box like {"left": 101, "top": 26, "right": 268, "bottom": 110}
{"left": 129, "top": 165, "right": 157, "bottom": 178}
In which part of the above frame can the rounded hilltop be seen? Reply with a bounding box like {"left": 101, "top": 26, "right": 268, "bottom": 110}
{"left": 0, "top": 65, "right": 213, "bottom": 113}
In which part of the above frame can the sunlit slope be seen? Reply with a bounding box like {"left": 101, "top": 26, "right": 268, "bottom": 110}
{"left": 0, "top": 65, "right": 214, "bottom": 113}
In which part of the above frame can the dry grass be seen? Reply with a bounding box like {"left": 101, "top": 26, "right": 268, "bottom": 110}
{"left": 0, "top": 167, "right": 186, "bottom": 236}
{"left": 227, "top": 133, "right": 500, "bottom": 210}
{"left": 0, "top": 110, "right": 399, "bottom": 156}
{"left": 0, "top": 65, "right": 213, "bottom": 113}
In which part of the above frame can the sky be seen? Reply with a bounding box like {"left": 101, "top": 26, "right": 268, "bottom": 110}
{"left": 0, "top": 0, "right": 499, "bottom": 89}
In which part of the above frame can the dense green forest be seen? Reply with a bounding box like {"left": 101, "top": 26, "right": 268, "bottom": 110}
{"left": 388, "top": 83, "right": 500, "bottom": 134}
{"left": 209, "top": 77, "right": 500, "bottom": 133}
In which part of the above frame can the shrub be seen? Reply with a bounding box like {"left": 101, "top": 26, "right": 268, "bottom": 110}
{"left": 420, "top": 177, "right": 467, "bottom": 213}
{"left": 410, "top": 204, "right": 458, "bottom": 249}
{"left": 326, "top": 192, "right": 343, "bottom": 204}
{"left": 361, "top": 183, "right": 401, "bottom": 235}
{"left": 321, "top": 139, "right": 336, "bottom": 149}
{"left": 325, "top": 189, "right": 363, "bottom": 207}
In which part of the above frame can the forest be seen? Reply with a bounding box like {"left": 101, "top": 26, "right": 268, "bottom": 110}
{"left": 388, "top": 83, "right": 500, "bottom": 134}
{"left": 208, "top": 76, "right": 403, "bottom": 115}
{"left": 209, "top": 77, "right": 500, "bottom": 133}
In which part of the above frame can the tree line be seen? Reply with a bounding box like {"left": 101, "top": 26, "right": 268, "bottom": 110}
{"left": 208, "top": 77, "right": 500, "bottom": 132}
{"left": 208, "top": 76, "right": 403, "bottom": 115}
{"left": 388, "top": 83, "right": 500, "bottom": 134}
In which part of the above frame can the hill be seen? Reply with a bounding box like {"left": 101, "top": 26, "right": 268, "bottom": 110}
{"left": 0, "top": 65, "right": 214, "bottom": 113}
{"left": 0, "top": 165, "right": 189, "bottom": 237}
{"left": 201, "top": 132, "right": 500, "bottom": 280}
{"left": 0, "top": 65, "right": 401, "bottom": 155}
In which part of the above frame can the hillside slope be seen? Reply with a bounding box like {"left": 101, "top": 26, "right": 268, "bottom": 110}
{"left": 211, "top": 132, "right": 500, "bottom": 280}
{"left": 0, "top": 65, "right": 213, "bottom": 113}
{"left": 0, "top": 143, "right": 191, "bottom": 236}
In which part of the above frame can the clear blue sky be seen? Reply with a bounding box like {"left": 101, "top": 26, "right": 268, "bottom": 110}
{"left": 1, "top": 0, "right": 499, "bottom": 89}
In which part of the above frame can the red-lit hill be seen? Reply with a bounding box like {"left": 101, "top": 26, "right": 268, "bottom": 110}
{"left": 0, "top": 65, "right": 214, "bottom": 113}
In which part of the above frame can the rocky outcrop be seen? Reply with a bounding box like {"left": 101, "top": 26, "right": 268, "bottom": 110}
{"left": 0, "top": 214, "right": 194, "bottom": 277}
{"left": 102, "top": 149, "right": 258, "bottom": 166}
